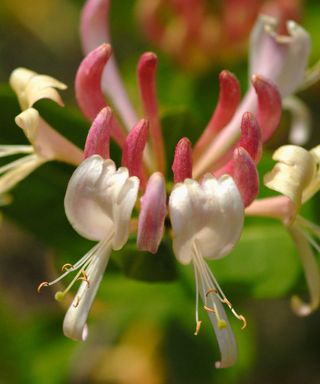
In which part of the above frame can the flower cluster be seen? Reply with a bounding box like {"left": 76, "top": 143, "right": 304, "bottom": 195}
{"left": 2, "top": 0, "right": 319, "bottom": 370}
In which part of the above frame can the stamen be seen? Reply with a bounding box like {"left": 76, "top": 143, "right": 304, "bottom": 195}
{"left": 205, "top": 291, "right": 228, "bottom": 330}
{"left": 61, "top": 263, "right": 73, "bottom": 272}
{"left": 37, "top": 233, "right": 113, "bottom": 302}
{"left": 194, "top": 320, "right": 202, "bottom": 336}
{"left": 193, "top": 240, "right": 246, "bottom": 330}
{"left": 73, "top": 296, "right": 80, "bottom": 308}
{"left": 296, "top": 216, "right": 320, "bottom": 239}
{"left": 37, "top": 281, "right": 49, "bottom": 293}
{"left": 77, "top": 270, "right": 90, "bottom": 288}
{"left": 0, "top": 145, "right": 34, "bottom": 158}
{"left": 0, "top": 154, "right": 38, "bottom": 175}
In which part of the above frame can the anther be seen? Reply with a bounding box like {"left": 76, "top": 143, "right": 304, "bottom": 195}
{"left": 77, "top": 277, "right": 90, "bottom": 288}
{"left": 206, "top": 288, "right": 218, "bottom": 297}
{"left": 204, "top": 305, "right": 216, "bottom": 313}
{"left": 194, "top": 320, "right": 202, "bottom": 336}
{"left": 73, "top": 296, "right": 80, "bottom": 308}
{"left": 37, "top": 281, "right": 49, "bottom": 293}
{"left": 77, "top": 270, "right": 90, "bottom": 287}
{"left": 61, "top": 263, "right": 73, "bottom": 272}
{"left": 238, "top": 314, "right": 247, "bottom": 330}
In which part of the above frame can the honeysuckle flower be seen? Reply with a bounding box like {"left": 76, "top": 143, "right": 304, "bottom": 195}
{"left": 169, "top": 138, "right": 246, "bottom": 368}
{"left": 38, "top": 107, "right": 140, "bottom": 340}
{"left": 0, "top": 68, "right": 83, "bottom": 196}
{"left": 38, "top": 2, "right": 301, "bottom": 366}
{"left": 246, "top": 144, "right": 320, "bottom": 316}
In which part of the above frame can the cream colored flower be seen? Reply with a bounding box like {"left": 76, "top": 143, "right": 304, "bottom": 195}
{"left": 264, "top": 144, "right": 320, "bottom": 316}
{"left": 0, "top": 69, "right": 82, "bottom": 197}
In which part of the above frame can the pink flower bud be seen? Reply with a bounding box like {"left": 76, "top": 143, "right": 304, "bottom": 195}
{"left": 239, "top": 112, "right": 262, "bottom": 162}
{"left": 172, "top": 137, "right": 192, "bottom": 183}
{"left": 232, "top": 147, "right": 259, "bottom": 207}
{"left": 137, "top": 172, "right": 167, "bottom": 254}
{"left": 137, "top": 52, "right": 165, "bottom": 172}
{"left": 84, "top": 107, "right": 112, "bottom": 159}
{"left": 252, "top": 74, "right": 281, "bottom": 142}
{"left": 121, "top": 119, "right": 149, "bottom": 184}
{"left": 75, "top": 43, "right": 111, "bottom": 121}
{"left": 194, "top": 70, "right": 241, "bottom": 158}
{"left": 75, "top": 44, "right": 126, "bottom": 147}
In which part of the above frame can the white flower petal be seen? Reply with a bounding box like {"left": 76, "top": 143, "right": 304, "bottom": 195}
{"left": 250, "top": 15, "right": 311, "bottom": 97}
{"left": 193, "top": 252, "right": 238, "bottom": 368}
{"left": 199, "top": 281, "right": 237, "bottom": 368}
{"left": 283, "top": 96, "right": 312, "bottom": 145}
{"left": 264, "top": 145, "right": 316, "bottom": 207}
{"left": 169, "top": 174, "right": 244, "bottom": 265}
{"left": 64, "top": 155, "right": 139, "bottom": 245}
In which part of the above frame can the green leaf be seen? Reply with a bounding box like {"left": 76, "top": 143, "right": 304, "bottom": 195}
{"left": 213, "top": 221, "right": 300, "bottom": 298}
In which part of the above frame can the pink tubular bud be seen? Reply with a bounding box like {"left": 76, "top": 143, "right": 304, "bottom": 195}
{"left": 75, "top": 44, "right": 127, "bottom": 147}
{"left": 122, "top": 119, "right": 149, "bottom": 183}
{"left": 239, "top": 112, "right": 262, "bottom": 163}
{"left": 75, "top": 43, "right": 111, "bottom": 121}
{"left": 137, "top": 52, "right": 165, "bottom": 173}
{"left": 252, "top": 74, "right": 281, "bottom": 142}
{"left": 137, "top": 172, "right": 167, "bottom": 254}
{"left": 194, "top": 70, "right": 241, "bottom": 158}
{"left": 232, "top": 147, "right": 259, "bottom": 207}
{"left": 172, "top": 137, "right": 193, "bottom": 183}
{"left": 84, "top": 107, "right": 112, "bottom": 159}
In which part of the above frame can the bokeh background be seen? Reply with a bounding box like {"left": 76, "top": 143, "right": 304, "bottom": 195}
{"left": 0, "top": 0, "right": 320, "bottom": 383}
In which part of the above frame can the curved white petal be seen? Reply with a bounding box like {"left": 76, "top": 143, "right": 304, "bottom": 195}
{"left": 10, "top": 67, "right": 67, "bottom": 110}
{"left": 250, "top": 15, "right": 311, "bottom": 97}
{"left": 169, "top": 174, "right": 244, "bottom": 265}
{"left": 15, "top": 108, "right": 83, "bottom": 165}
{"left": 264, "top": 145, "right": 316, "bottom": 207}
{"left": 289, "top": 224, "right": 320, "bottom": 316}
{"left": 197, "top": 272, "right": 237, "bottom": 368}
{"left": 64, "top": 155, "right": 139, "bottom": 246}
{"left": 63, "top": 240, "right": 111, "bottom": 341}
{"left": 283, "top": 96, "right": 312, "bottom": 145}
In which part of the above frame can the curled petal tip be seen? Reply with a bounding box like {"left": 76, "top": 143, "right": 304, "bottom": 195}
{"left": 264, "top": 145, "right": 316, "bottom": 207}
{"left": 252, "top": 75, "right": 281, "bottom": 142}
{"left": 137, "top": 172, "right": 167, "bottom": 254}
{"left": 239, "top": 112, "right": 262, "bottom": 163}
{"left": 84, "top": 107, "right": 112, "bottom": 159}
{"left": 233, "top": 147, "right": 259, "bottom": 207}
{"left": 172, "top": 137, "right": 193, "bottom": 183}
{"left": 75, "top": 43, "right": 112, "bottom": 121}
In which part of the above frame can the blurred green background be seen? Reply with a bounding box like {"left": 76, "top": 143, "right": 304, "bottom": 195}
{"left": 0, "top": 0, "right": 320, "bottom": 383}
